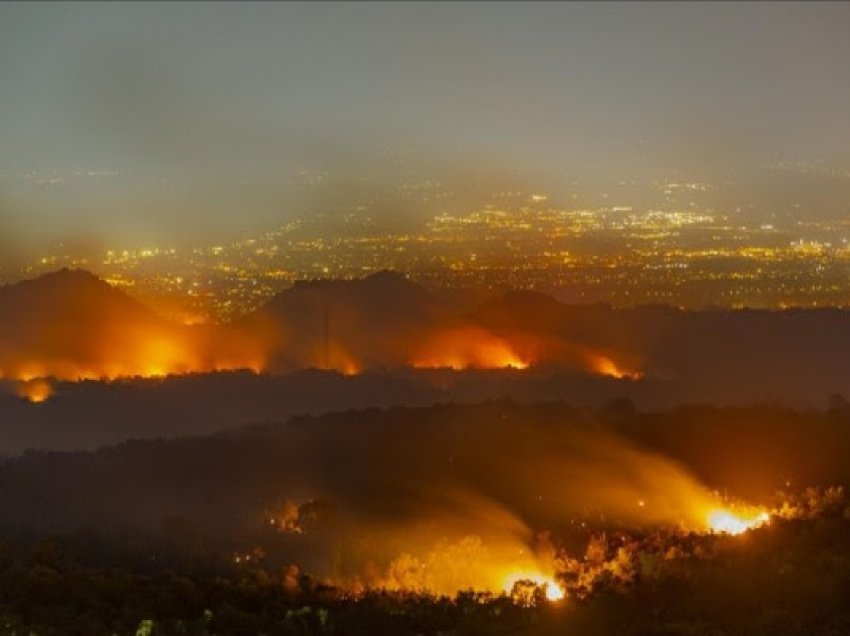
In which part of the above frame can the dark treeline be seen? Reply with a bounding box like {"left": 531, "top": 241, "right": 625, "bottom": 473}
{"left": 0, "top": 368, "right": 649, "bottom": 454}
{"left": 1, "top": 501, "right": 850, "bottom": 634}
{"left": 2, "top": 400, "right": 850, "bottom": 633}
{"left": 2, "top": 366, "right": 849, "bottom": 456}
{"left": 2, "top": 400, "right": 850, "bottom": 543}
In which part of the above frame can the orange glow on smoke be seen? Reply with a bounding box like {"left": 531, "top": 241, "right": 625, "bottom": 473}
{"left": 327, "top": 343, "right": 361, "bottom": 375}
{"left": 137, "top": 334, "right": 191, "bottom": 377}
{"left": 373, "top": 534, "right": 563, "bottom": 601}
{"left": 411, "top": 327, "right": 529, "bottom": 370}
{"left": 303, "top": 340, "right": 362, "bottom": 375}
{"left": 0, "top": 287, "right": 653, "bottom": 385}
{"left": 588, "top": 354, "right": 642, "bottom": 379}
{"left": 2, "top": 330, "right": 647, "bottom": 383}
{"left": 16, "top": 378, "right": 54, "bottom": 403}
{"left": 0, "top": 325, "right": 268, "bottom": 385}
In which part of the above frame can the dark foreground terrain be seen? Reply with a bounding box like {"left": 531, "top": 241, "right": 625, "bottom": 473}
{"left": 1, "top": 511, "right": 850, "bottom": 635}
{"left": 1, "top": 400, "right": 850, "bottom": 634}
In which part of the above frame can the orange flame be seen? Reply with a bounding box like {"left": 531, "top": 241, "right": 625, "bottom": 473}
{"left": 588, "top": 354, "right": 643, "bottom": 379}
{"left": 315, "top": 342, "right": 361, "bottom": 375}
{"left": 411, "top": 327, "right": 529, "bottom": 370}
{"left": 0, "top": 322, "right": 270, "bottom": 384}
{"left": 504, "top": 571, "right": 565, "bottom": 602}
{"left": 706, "top": 508, "right": 770, "bottom": 535}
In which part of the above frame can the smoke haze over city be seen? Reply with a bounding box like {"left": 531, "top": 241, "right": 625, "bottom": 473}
{"left": 3, "top": 4, "right": 850, "bottom": 635}
{"left": 2, "top": 2, "right": 849, "bottom": 266}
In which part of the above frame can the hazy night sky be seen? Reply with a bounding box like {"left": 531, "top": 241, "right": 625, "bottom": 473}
{"left": 1, "top": 2, "right": 849, "bottom": 262}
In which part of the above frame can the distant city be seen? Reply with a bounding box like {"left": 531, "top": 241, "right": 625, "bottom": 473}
{"left": 10, "top": 167, "right": 850, "bottom": 323}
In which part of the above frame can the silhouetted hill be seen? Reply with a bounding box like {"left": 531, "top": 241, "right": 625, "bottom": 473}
{"left": 472, "top": 293, "right": 677, "bottom": 349}
{"left": 0, "top": 269, "right": 181, "bottom": 380}
{"left": 0, "top": 367, "right": 665, "bottom": 453}
{"left": 471, "top": 290, "right": 568, "bottom": 331}
{"left": 471, "top": 291, "right": 850, "bottom": 402}
{"left": 0, "top": 268, "right": 166, "bottom": 328}
{"left": 243, "top": 270, "right": 449, "bottom": 370}
{"left": 259, "top": 270, "right": 442, "bottom": 326}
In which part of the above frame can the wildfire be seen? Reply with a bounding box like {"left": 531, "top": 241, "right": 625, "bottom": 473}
{"left": 315, "top": 342, "right": 361, "bottom": 375}
{"left": 588, "top": 354, "right": 642, "bottom": 380}
{"left": 504, "top": 571, "right": 565, "bottom": 603}
{"left": 17, "top": 378, "right": 54, "bottom": 403}
{"left": 370, "top": 532, "right": 568, "bottom": 603}
{"left": 707, "top": 508, "right": 771, "bottom": 535}
{"left": 1, "top": 324, "right": 269, "bottom": 386}
{"left": 411, "top": 327, "right": 529, "bottom": 370}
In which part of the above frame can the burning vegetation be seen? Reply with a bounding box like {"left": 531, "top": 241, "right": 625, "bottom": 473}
{"left": 211, "top": 406, "right": 812, "bottom": 603}
{"left": 2, "top": 398, "right": 850, "bottom": 634}
{"left": 587, "top": 353, "right": 644, "bottom": 380}
{"left": 224, "top": 487, "right": 841, "bottom": 612}
{"left": 410, "top": 327, "right": 529, "bottom": 370}
{"left": 706, "top": 508, "right": 770, "bottom": 535}
{"left": 0, "top": 269, "right": 656, "bottom": 401}
{"left": 14, "top": 378, "right": 54, "bottom": 403}
{"left": 311, "top": 487, "right": 838, "bottom": 604}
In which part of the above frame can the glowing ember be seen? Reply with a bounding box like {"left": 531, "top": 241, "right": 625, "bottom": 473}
{"left": 707, "top": 509, "right": 770, "bottom": 535}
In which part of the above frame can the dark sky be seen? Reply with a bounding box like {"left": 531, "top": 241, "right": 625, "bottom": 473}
{"left": 1, "top": 2, "right": 849, "bottom": 258}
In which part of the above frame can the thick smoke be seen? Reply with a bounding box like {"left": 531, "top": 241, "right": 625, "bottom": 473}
{"left": 281, "top": 413, "right": 722, "bottom": 594}
{"left": 0, "top": 402, "right": 736, "bottom": 596}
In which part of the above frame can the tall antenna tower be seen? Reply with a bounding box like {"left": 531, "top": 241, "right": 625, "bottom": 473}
{"left": 323, "top": 302, "right": 330, "bottom": 370}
